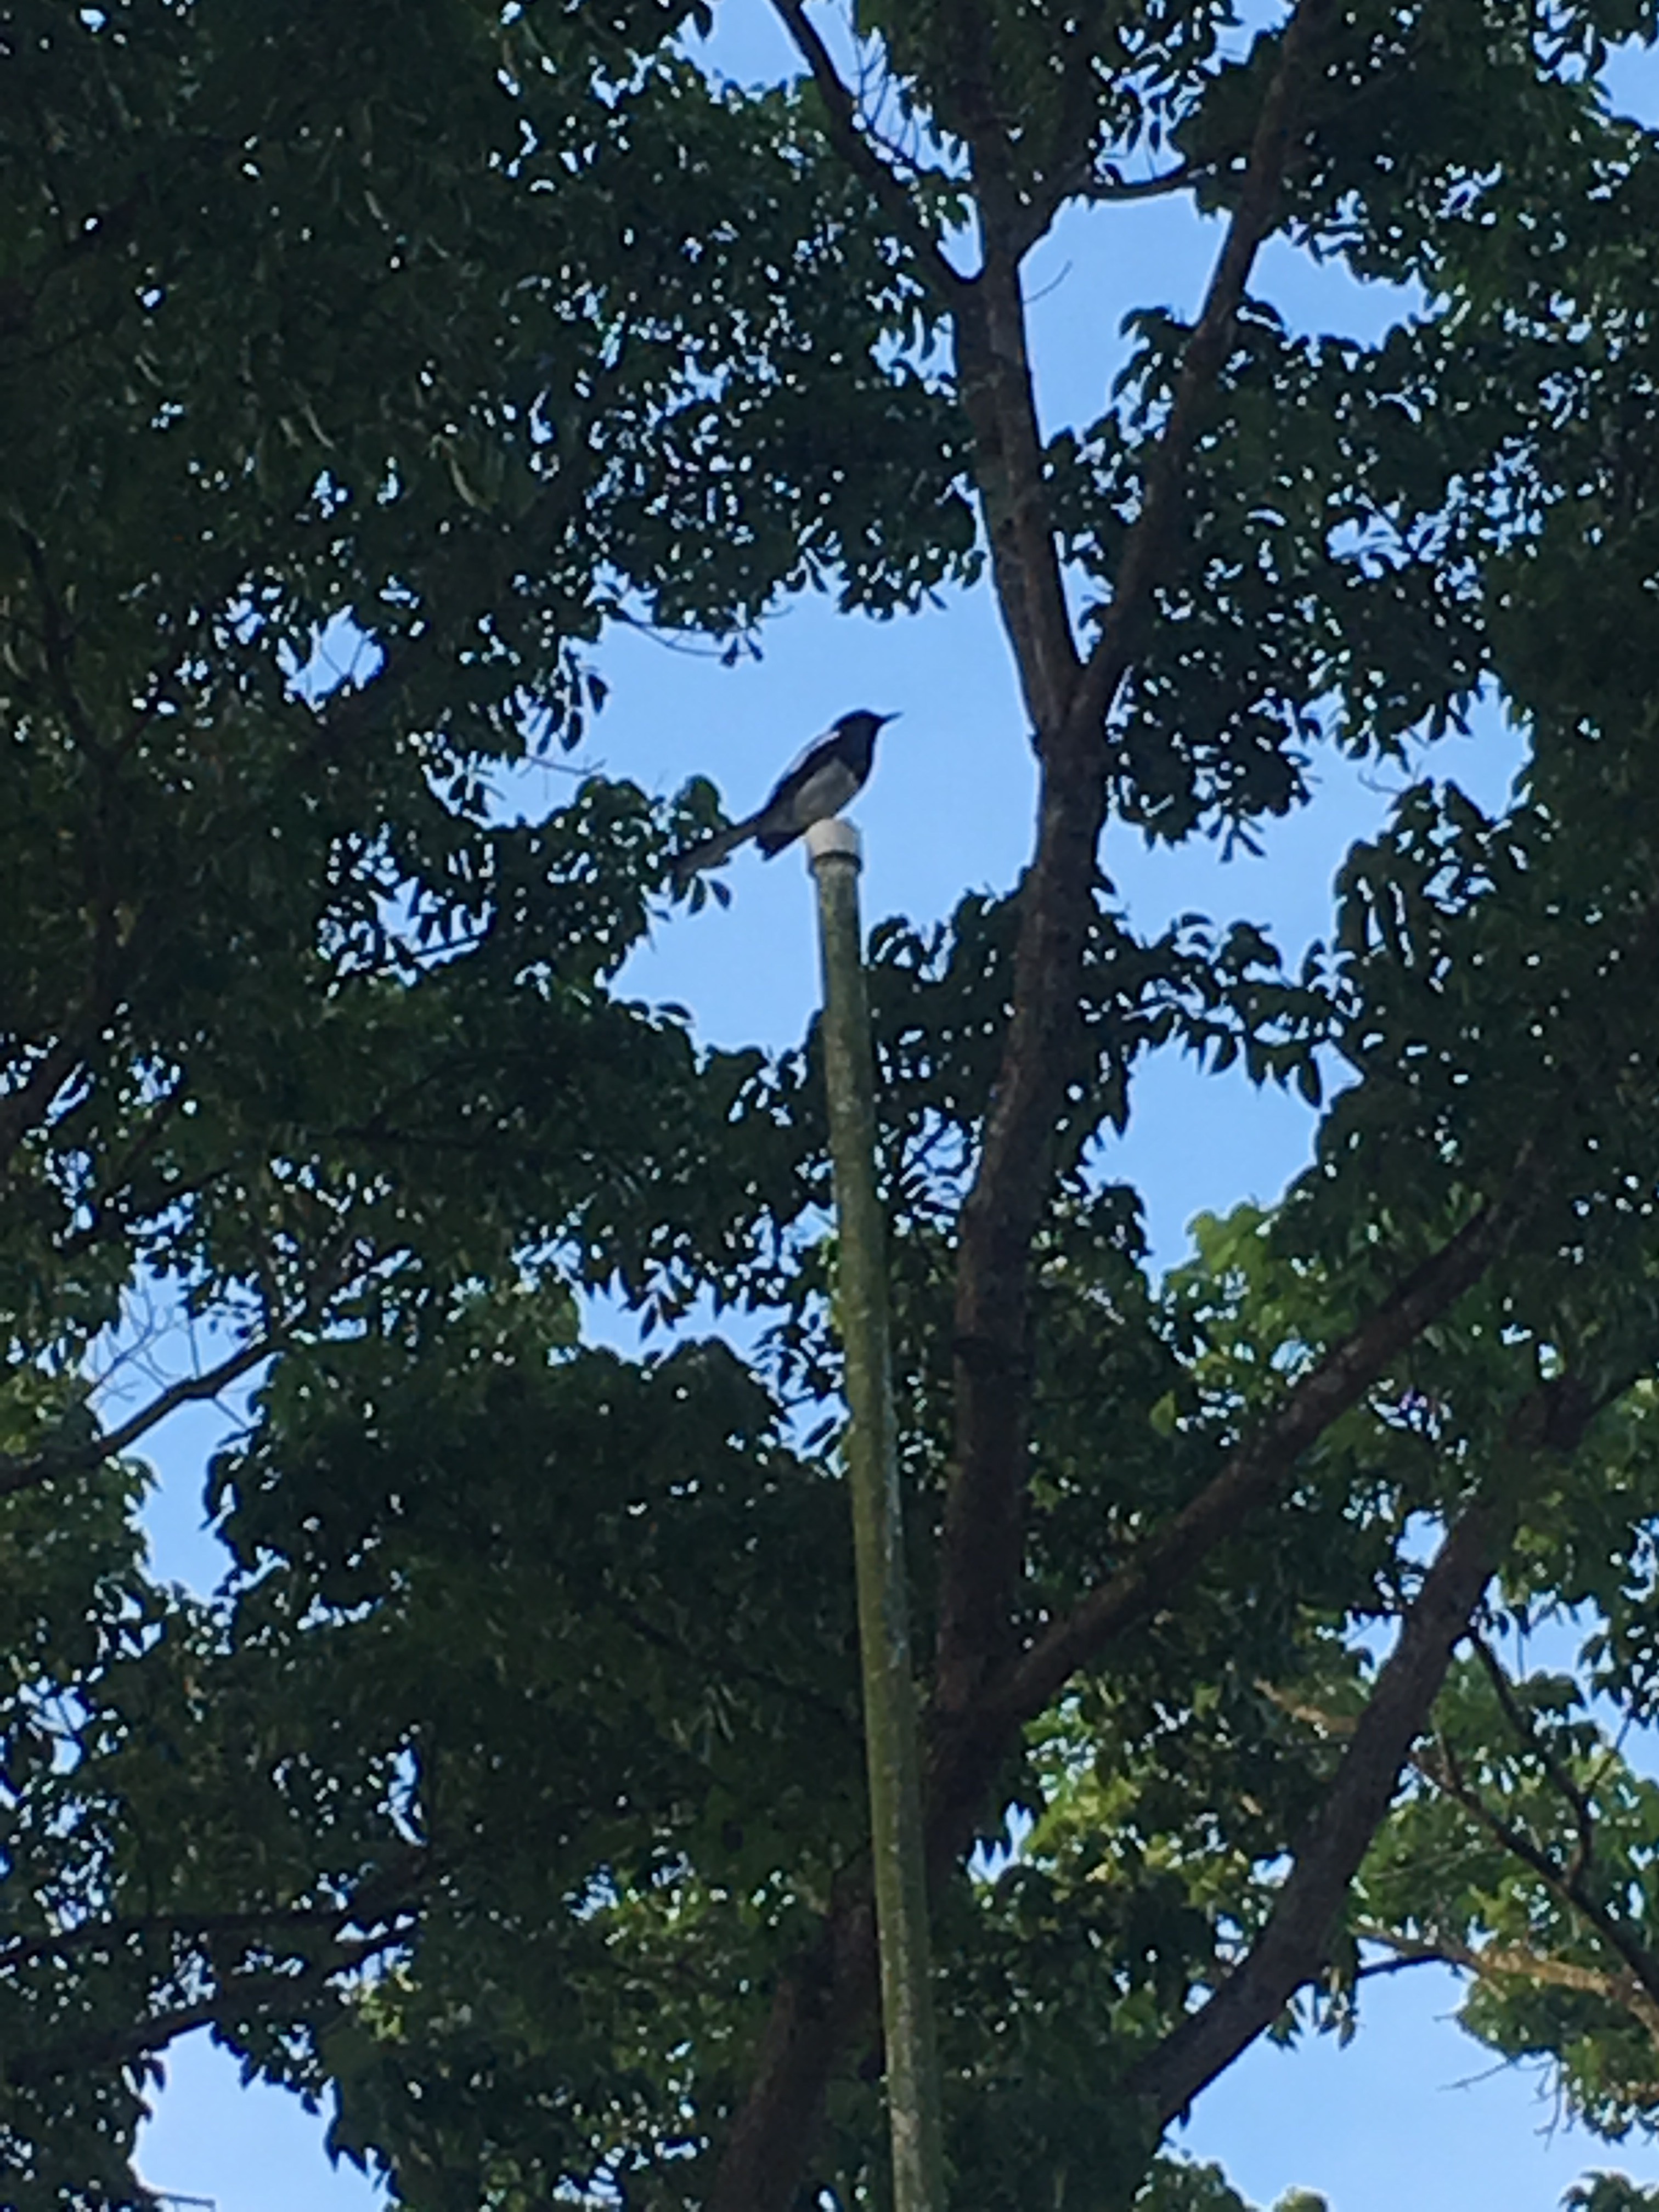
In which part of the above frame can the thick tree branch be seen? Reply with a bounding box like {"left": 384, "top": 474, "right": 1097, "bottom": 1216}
{"left": 0, "top": 1929, "right": 403, "bottom": 2091}
{"left": 989, "top": 1180, "right": 1533, "bottom": 1728}
{"left": 766, "top": 0, "right": 971, "bottom": 309}
{"left": 944, "top": 8, "right": 1076, "bottom": 730}
{"left": 1126, "top": 1483, "right": 1514, "bottom": 2125}
{"left": 1071, "top": 0, "right": 1335, "bottom": 735}
{"left": 952, "top": 249, "right": 1080, "bottom": 735}
{"left": 1126, "top": 1372, "right": 1600, "bottom": 2126}
{"left": 935, "top": 0, "right": 1338, "bottom": 1726}
{"left": 0, "top": 1333, "right": 274, "bottom": 1503}
{"left": 706, "top": 1891, "right": 880, "bottom": 2212}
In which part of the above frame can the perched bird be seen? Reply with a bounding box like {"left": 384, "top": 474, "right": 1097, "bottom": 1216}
{"left": 672, "top": 709, "right": 898, "bottom": 889}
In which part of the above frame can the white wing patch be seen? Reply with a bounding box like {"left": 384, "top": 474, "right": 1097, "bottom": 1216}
{"left": 782, "top": 759, "right": 860, "bottom": 828}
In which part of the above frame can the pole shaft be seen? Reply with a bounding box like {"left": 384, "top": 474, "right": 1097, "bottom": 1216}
{"left": 807, "top": 825, "right": 946, "bottom": 2212}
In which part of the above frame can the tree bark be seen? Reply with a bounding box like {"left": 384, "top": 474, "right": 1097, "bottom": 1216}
{"left": 935, "top": 0, "right": 1338, "bottom": 1725}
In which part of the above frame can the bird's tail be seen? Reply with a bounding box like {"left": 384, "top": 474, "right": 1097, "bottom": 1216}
{"left": 669, "top": 814, "right": 762, "bottom": 893}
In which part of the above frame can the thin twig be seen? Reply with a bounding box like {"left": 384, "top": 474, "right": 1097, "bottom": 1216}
{"left": 1470, "top": 1629, "right": 1598, "bottom": 1884}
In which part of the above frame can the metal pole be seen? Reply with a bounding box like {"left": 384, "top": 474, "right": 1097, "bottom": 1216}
{"left": 804, "top": 816, "right": 946, "bottom": 2212}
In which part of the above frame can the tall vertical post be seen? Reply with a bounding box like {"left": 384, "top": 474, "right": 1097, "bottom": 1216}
{"left": 804, "top": 817, "right": 946, "bottom": 2212}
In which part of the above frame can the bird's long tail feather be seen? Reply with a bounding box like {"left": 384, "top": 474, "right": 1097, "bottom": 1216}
{"left": 669, "top": 812, "right": 764, "bottom": 892}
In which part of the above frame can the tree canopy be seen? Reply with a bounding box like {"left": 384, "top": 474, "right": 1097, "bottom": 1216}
{"left": 6, "top": 0, "right": 1659, "bottom": 2207}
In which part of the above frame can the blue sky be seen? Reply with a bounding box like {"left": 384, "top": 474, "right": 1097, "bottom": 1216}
{"left": 130, "top": 10, "right": 1659, "bottom": 2209}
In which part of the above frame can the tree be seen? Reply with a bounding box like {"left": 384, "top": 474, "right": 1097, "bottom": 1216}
{"left": 1, "top": 0, "right": 950, "bottom": 2191}
{"left": 7, "top": 0, "right": 1659, "bottom": 2208}
{"left": 1567, "top": 2181, "right": 1659, "bottom": 2212}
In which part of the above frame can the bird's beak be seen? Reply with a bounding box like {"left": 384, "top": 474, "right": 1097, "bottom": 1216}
{"left": 878, "top": 712, "right": 900, "bottom": 728}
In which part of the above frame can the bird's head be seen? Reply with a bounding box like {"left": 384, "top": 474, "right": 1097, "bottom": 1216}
{"left": 836, "top": 709, "right": 899, "bottom": 744}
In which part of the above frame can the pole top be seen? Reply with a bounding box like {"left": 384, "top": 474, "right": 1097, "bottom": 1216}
{"left": 805, "top": 816, "right": 862, "bottom": 868}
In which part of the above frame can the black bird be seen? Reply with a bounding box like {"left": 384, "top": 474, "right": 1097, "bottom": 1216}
{"left": 671, "top": 709, "right": 898, "bottom": 888}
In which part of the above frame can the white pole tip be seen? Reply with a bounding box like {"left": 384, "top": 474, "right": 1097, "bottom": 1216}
{"left": 804, "top": 816, "right": 862, "bottom": 864}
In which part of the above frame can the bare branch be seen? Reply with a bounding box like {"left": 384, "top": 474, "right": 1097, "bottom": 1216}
{"left": 990, "top": 1178, "right": 1535, "bottom": 1729}
{"left": 0, "top": 1225, "right": 371, "bottom": 1502}
{"left": 0, "top": 1333, "right": 275, "bottom": 1503}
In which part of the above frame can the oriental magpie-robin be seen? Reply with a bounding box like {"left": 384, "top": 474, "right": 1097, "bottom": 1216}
{"left": 671, "top": 709, "right": 898, "bottom": 889}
